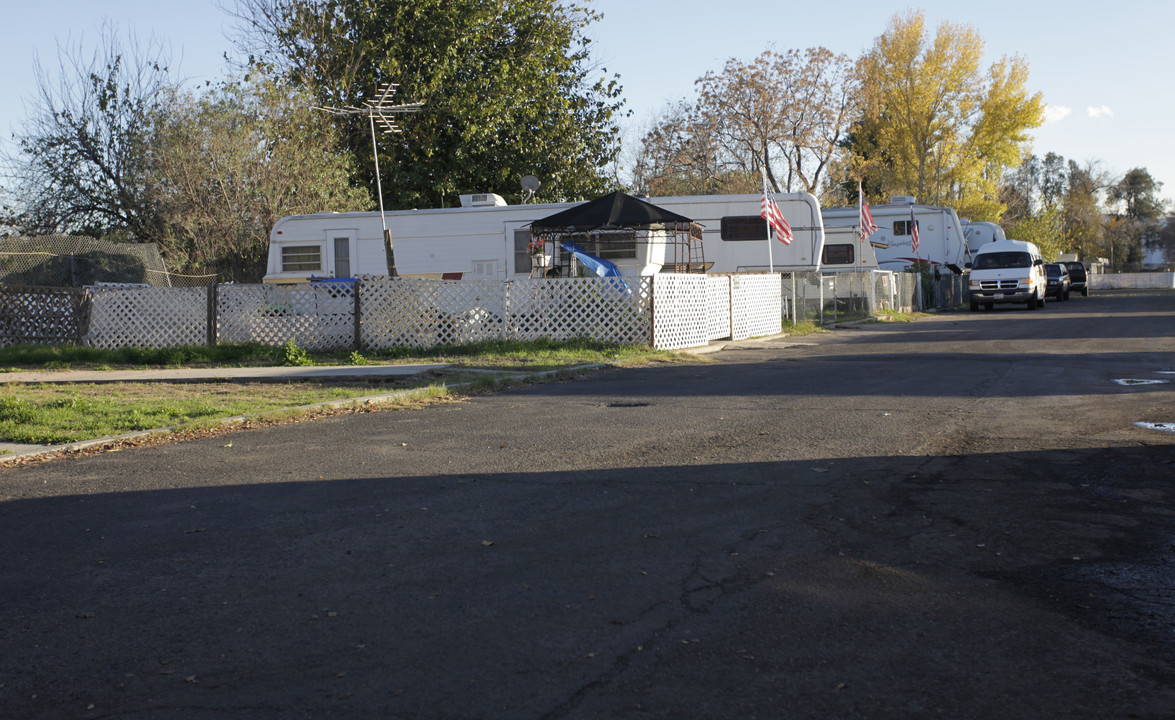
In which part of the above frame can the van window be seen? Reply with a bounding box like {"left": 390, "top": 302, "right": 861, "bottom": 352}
{"left": 973, "top": 251, "right": 1031, "bottom": 270}
{"left": 282, "top": 245, "right": 322, "bottom": 272}
{"left": 821, "top": 243, "right": 855, "bottom": 265}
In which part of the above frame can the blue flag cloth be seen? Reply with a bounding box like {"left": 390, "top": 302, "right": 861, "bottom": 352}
{"left": 560, "top": 241, "right": 632, "bottom": 295}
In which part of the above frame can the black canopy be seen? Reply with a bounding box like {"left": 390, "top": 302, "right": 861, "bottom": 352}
{"left": 529, "top": 191, "right": 695, "bottom": 232}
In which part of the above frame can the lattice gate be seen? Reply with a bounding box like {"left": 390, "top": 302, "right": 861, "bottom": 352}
{"left": 83, "top": 287, "right": 208, "bottom": 349}
{"left": 0, "top": 286, "right": 87, "bottom": 347}
{"left": 218, "top": 283, "right": 356, "bottom": 352}
{"left": 731, "top": 274, "right": 782, "bottom": 340}
{"left": 507, "top": 277, "right": 652, "bottom": 345}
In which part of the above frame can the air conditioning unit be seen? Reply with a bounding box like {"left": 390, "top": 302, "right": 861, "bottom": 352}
{"left": 889, "top": 195, "right": 916, "bottom": 205}
{"left": 459, "top": 193, "right": 508, "bottom": 208}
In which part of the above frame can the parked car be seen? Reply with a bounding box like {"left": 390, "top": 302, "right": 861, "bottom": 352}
{"left": 968, "top": 240, "right": 1049, "bottom": 311}
{"left": 1063, "top": 261, "right": 1089, "bottom": 296}
{"left": 1045, "top": 263, "right": 1071, "bottom": 301}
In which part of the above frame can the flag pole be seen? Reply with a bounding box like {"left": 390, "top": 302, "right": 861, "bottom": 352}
{"left": 762, "top": 167, "right": 775, "bottom": 273}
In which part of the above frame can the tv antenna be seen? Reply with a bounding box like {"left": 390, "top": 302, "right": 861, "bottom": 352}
{"left": 317, "top": 83, "right": 423, "bottom": 244}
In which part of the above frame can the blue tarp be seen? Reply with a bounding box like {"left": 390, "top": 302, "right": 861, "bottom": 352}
{"left": 560, "top": 241, "right": 632, "bottom": 295}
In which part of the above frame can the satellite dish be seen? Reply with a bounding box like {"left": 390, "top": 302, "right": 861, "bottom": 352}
{"left": 521, "top": 175, "right": 541, "bottom": 203}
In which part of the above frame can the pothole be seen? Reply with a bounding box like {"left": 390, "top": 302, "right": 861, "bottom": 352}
{"left": 1135, "top": 421, "right": 1175, "bottom": 434}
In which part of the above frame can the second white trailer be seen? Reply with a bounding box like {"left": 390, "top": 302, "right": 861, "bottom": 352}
{"left": 820, "top": 197, "right": 968, "bottom": 272}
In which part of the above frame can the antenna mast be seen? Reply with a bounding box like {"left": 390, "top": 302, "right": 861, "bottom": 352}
{"left": 317, "top": 82, "right": 423, "bottom": 241}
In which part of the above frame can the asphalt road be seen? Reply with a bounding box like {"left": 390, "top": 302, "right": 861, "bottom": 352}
{"left": 3, "top": 290, "right": 1175, "bottom": 719}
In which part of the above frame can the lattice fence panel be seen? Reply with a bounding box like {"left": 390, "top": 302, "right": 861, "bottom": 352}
{"left": 82, "top": 287, "right": 207, "bottom": 349}
{"left": 704, "top": 275, "right": 732, "bottom": 342}
{"left": 0, "top": 286, "right": 87, "bottom": 347}
{"left": 731, "top": 273, "right": 782, "bottom": 340}
{"left": 360, "top": 278, "right": 506, "bottom": 350}
{"left": 218, "top": 283, "right": 355, "bottom": 351}
{"left": 651, "top": 274, "right": 711, "bottom": 350}
{"left": 506, "top": 277, "right": 651, "bottom": 345}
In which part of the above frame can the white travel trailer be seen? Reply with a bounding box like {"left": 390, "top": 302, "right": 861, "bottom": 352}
{"left": 820, "top": 197, "right": 968, "bottom": 272}
{"left": 262, "top": 192, "right": 825, "bottom": 283}
{"left": 961, "top": 219, "right": 1008, "bottom": 261}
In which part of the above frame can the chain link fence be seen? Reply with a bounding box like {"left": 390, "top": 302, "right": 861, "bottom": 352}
{"left": 0, "top": 236, "right": 216, "bottom": 288}
{"left": 781, "top": 270, "right": 921, "bottom": 324}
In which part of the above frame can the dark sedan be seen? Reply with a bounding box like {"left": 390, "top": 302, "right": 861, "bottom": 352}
{"left": 1045, "top": 263, "right": 1071, "bottom": 301}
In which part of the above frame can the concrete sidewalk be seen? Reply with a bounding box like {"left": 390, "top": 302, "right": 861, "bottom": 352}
{"left": 0, "top": 363, "right": 450, "bottom": 461}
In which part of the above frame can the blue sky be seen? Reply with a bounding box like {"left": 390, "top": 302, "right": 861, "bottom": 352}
{"left": 3, "top": 0, "right": 1172, "bottom": 209}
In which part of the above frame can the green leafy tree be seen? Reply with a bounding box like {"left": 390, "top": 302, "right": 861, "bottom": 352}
{"left": 145, "top": 74, "right": 371, "bottom": 282}
{"left": 853, "top": 9, "right": 1044, "bottom": 221}
{"left": 1062, "top": 160, "right": 1107, "bottom": 261}
{"left": 225, "top": 0, "right": 625, "bottom": 208}
{"left": 1007, "top": 205, "right": 1064, "bottom": 260}
{"left": 1106, "top": 167, "right": 1166, "bottom": 271}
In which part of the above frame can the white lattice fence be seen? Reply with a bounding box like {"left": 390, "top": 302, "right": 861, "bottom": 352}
{"left": 651, "top": 274, "right": 712, "bottom": 350}
{"left": 705, "top": 275, "right": 732, "bottom": 342}
{"left": 218, "top": 283, "right": 355, "bottom": 351}
{"left": 731, "top": 273, "right": 782, "bottom": 340}
{"left": 360, "top": 278, "right": 506, "bottom": 349}
{"left": 83, "top": 287, "right": 208, "bottom": 349}
{"left": 507, "top": 277, "right": 651, "bottom": 344}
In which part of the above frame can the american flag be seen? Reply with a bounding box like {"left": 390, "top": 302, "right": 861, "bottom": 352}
{"left": 761, "top": 175, "right": 793, "bottom": 245}
{"left": 909, "top": 206, "right": 920, "bottom": 253}
{"left": 858, "top": 182, "right": 880, "bottom": 240}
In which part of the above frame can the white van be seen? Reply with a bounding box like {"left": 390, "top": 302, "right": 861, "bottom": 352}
{"left": 967, "top": 240, "right": 1048, "bottom": 311}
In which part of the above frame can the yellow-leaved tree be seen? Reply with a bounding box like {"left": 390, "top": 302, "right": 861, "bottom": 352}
{"left": 854, "top": 9, "right": 1044, "bottom": 221}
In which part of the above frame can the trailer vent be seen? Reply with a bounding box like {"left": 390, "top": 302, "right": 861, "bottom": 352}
{"left": 890, "top": 195, "right": 916, "bottom": 205}
{"left": 460, "top": 193, "right": 508, "bottom": 208}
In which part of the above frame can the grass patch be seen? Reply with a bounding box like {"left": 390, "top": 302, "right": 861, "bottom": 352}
{"left": 0, "top": 339, "right": 698, "bottom": 449}
{"left": 0, "top": 381, "right": 440, "bottom": 445}
{"left": 0, "top": 342, "right": 288, "bottom": 371}
{"left": 0, "top": 338, "right": 690, "bottom": 373}
{"left": 363, "top": 337, "right": 690, "bottom": 371}
{"left": 874, "top": 310, "right": 927, "bottom": 322}
{"left": 781, "top": 320, "right": 826, "bottom": 336}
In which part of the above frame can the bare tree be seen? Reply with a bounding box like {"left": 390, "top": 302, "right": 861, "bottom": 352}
{"left": 2, "top": 25, "right": 174, "bottom": 239}
{"left": 636, "top": 47, "right": 859, "bottom": 199}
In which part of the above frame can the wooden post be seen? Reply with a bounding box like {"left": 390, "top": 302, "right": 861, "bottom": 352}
{"left": 206, "top": 284, "right": 218, "bottom": 347}
{"left": 353, "top": 279, "right": 362, "bottom": 351}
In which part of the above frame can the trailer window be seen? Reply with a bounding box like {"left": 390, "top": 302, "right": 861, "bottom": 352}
{"left": 894, "top": 220, "right": 918, "bottom": 236}
{"left": 721, "top": 216, "right": 769, "bottom": 241}
{"left": 282, "top": 245, "right": 322, "bottom": 272}
{"left": 821, "top": 243, "right": 855, "bottom": 265}
{"left": 582, "top": 231, "right": 636, "bottom": 260}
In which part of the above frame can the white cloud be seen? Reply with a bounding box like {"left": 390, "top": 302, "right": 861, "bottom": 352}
{"left": 1087, "top": 105, "right": 1115, "bottom": 119}
{"left": 1044, "top": 105, "right": 1072, "bottom": 123}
